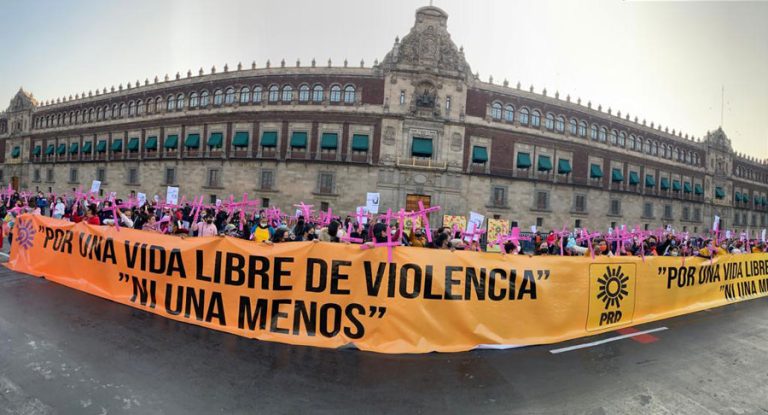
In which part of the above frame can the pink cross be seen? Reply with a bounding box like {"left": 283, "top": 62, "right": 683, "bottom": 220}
{"left": 415, "top": 201, "right": 440, "bottom": 243}
{"left": 576, "top": 229, "right": 601, "bottom": 259}
{"left": 360, "top": 208, "right": 401, "bottom": 262}
{"left": 553, "top": 225, "right": 570, "bottom": 256}
{"left": 293, "top": 202, "right": 314, "bottom": 220}
{"left": 340, "top": 221, "right": 363, "bottom": 244}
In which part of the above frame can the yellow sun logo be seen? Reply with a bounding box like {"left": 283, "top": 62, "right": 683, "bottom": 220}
{"left": 597, "top": 266, "right": 629, "bottom": 309}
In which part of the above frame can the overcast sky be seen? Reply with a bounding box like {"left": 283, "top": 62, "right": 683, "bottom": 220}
{"left": 1, "top": 0, "right": 766, "bottom": 159}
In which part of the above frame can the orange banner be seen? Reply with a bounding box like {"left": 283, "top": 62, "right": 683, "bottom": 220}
{"left": 7, "top": 215, "right": 768, "bottom": 353}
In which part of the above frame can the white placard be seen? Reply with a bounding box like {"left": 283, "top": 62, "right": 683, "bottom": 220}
{"left": 366, "top": 192, "right": 380, "bottom": 214}
{"left": 725, "top": 230, "right": 732, "bottom": 239}
{"left": 465, "top": 211, "right": 485, "bottom": 242}
{"left": 356, "top": 206, "right": 369, "bottom": 224}
{"left": 216, "top": 199, "right": 222, "bottom": 208}
{"left": 666, "top": 224, "right": 672, "bottom": 232}
{"left": 762, "top": 229, "right": 766, "bottom": 242}
{"left": 608, "top": 227, "right": 613, "bottom": 235}
{"left": 295, "top": 209, "right": 303, "bottom": 219}
{"left": 137, "top": 192, "right": 147, "bottom": 207}
{"left": 90, "top": 180, "right": 101, "bottom": 193}
{"left": 153, "top": 195, "right": 160, "bottom": 203}
{"left": 530, "top": 225, "right": 537, "bottom": 234}
{"left": 713, "top": 215, "right": 720, "bottom": 232}
{"left": 165, "top": 186, "right": 179, "bottom": 206}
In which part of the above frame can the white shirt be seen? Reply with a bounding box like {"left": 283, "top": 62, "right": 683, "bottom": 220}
{"left": 53, "top": 202, "right": 66, "bottom": 217}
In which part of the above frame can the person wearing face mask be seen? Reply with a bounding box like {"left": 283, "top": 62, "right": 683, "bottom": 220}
{"left": 250, "top": 215, "right": 275, "bottom": 243}
{"left": 191, "top": 211, "right": 218, "bottom": 237}
{"left": 408, "top": 227, "right": 427, "bottom": 248}
{"left": 52, "top": 197, "right": 66, "bottom": 219}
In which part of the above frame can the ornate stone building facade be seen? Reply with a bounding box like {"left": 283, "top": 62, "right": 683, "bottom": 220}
{"left": 1, "top": 6, "right": 766, "bottom": 232}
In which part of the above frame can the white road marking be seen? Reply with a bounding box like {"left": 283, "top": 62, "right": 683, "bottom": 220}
{"left": 549, "top": 327, "right": 668, "bottom": 354}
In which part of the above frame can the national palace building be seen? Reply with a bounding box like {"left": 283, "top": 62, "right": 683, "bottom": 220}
{"left": 0, "top": 6, "right": 766, "bottom": 233}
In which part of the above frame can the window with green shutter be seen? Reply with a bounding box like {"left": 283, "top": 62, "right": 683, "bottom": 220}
{"left": 516, "top": 152, "right": 531, "bottom": 169}
{"left": 557, "top": 159, "right": 571, "bottom": 174}
{"left": 291, "top": 132, "right": 308, "bottom": 148}
{"left": 33, "top": 145, "right": 41, "bottom": 156}
{"left": 629, "top": 171, "right": 640, "bottom": 185}
{"left": 164, "top": 135, "right": 178, "bottom": 149}
{"left": 261, "top": 131, "right": 277, "bottom": 147}
{"left": 683, "top": 182, "right": 692, "bottom": 193}
{"left": 645, "top": 174, "right": 655, "bottom": 188}
{"left": 715, "top": 187, "right": 725, "bottom": 199}
{"left": 472, "top": 146, "right": 488, "bottom": 163}
{"left": 672, "top": 180, "right": 681, "bottom": 192}
{"left": 57, "top": 143, "right": 66, "bottom": 155}
{"left": 82, "top": 142, "right": 92, "bottom": 153}
{"left": 46, "top": 144, "right": 55, "bottom": 155}
{"left": 351, "top": 134, "right": 369, "bottom": 151}
{"left": 185, "top": 133, "right": 200, "bottom": 148}
{"left": 321, "top": 133, "right": 338, "bottom": 149}
{"left": 232, "top": 132, "right": 249, "bottom": 147}
{"left": 208, "top": 132, "right": 223, "bottom": 148}
{"left": 69, "top": 142, "right": 79, "bottom": 154}
{"left": 611, "top": 168, "right": 624, "bottom": 182}
{"left": 145, "top": 136, "right": 158, "bottom": 150}
{"left": 590, "top": 164, "right": 603, "bottom": 179}
{"left": 694, "top": 184, "right": 703, "bottom": 195}
{"left": 537, "top": 155, "right": 552, "bottom": 171}
{"left": 411, "top": 137, "right": 432, "bottom": 157}
{"left": 660, "top": 178, "right": 670, "bottom": 190}
{"left": 111, "top": 139, "right": 123, "bottom": 152}
{"left": 11, "top": 147, "right": 20, "bottom": 158}
{"left": 127, "top": 137, "right": 139, "bottom": 151}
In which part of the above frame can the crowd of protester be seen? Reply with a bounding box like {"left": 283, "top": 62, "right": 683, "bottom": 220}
{"left": 2, "top": 190, "right": 767, "bottom": 257}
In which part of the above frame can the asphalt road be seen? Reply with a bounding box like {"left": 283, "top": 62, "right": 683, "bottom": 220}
{"left": 1, "top": 249, "right": 767, "bottom": 414}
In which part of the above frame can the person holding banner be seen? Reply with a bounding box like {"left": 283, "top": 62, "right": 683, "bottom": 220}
{"left": 251, "top": 215, "right": 274, "bottom": 243}
{"left": 190, "top": 211, "right": 218, "bottom": 237}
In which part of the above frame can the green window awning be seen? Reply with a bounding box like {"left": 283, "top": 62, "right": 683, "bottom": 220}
{"left": 735, "top": 192, "right": 742, "bottom": 202}
{"left": 411, "top": 137, "right": 432, "bottom": 157}
{"left": 185, "top": 133, "right": 200, "bottom": 148}
{"left": 715, "top": 187, "right": 725, "bottom": 199}
{"left": 683, "top": 182, "right": 692, "bottom": 193}
{"left": 261, "top": 131, "right": 277, "bottom": 147}
{"left": 127, "top": 137, "right": 139, "bottom": 151}
{"left": 611, "top": 168, "right": 624, "bottom": 182}
{"left": 645, "top": 174, "right": 655, "bottom": 188}
{"left": 11, "top": 147, "right": 20, "bottom": 158}
{"left": 321, "top": 133, "right": 338, "bottom": 150}
{"left": 660, "top": 177, "right": 670, "bottom": 190}
{"left": 96, "top": 140, "right": 107, "bottom": 153}
{"left": 291, "top": 131, "right": 308, "bottom": 149}
{"left": 590, "top": 163, "right": 603, "bottom": 179}
{"left": 33, "top": 145, "right": 41, "bottom": 156}
{"left": 516, "top": 152, "right": 531, "bottom": 169}
{"left": 629, "top": 171, "right": 640, "bottom": 185}
{"left": 694, "top": 184, "right": 703, "bottom": 195}
{"left": 82, "top": 141, "right": 92, "bottom": 153}
{"left": 46, "top": 144, "right": 55, "bottom": 155}
{"left": 351, "top": 134, "right": 369, "bottom": 151}
{"left": 111, "top": 139, "right": 123, "bottom": 152}
{"left": 233, "top": 131, "right": 249, "bottom": 147}
{"left": 164, "top": 135, "right": 178, "bottom": 149}
{"left": 208, "top": 132, "right": 223, "bottom": 148}
{"left": 672, "top": 180, "right": 681, "bottom": 192}
{"left": 145, "top": 136, "right": 158, "bottom": 150}
{"left": 537, "top": 155, "right": 552, "bottom": 171}
{"left": 69, "top": 142, "right": 79, "bottom": 154}
{"left": 743, "top": 193, "right": 750, "bottom": 203}
{"left": 472, "top": 146, "right": 488, "bottom": 163}
{"left": 557, "top": 159, "right": 572, "bottom": 174}
{"left": 57, "top": 143, "right": 66, "bottom": 155}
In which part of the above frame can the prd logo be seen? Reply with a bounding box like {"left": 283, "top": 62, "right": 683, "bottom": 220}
{"left": 15, "top": 218, "right": 36, "bottom": 250}
{"left": 587, "top": 264, "right": 636, "bottom": 331}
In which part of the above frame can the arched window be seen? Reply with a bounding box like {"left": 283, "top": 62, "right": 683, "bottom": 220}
{"left": 224, "top": 87, "right": 235, "bottom": 104}
{"left": 343, "top": 85, "right": 356, "bottom": 103}
{"left": 253, "top": 86, "right": 263, "bottom": 103}
{"left": 190, "top": 92, "right": 199, "bottom": 108}
{"left": 651, "top": 141, "right": 657, "bottom": 155}
{"left": 578, "top": 121, "right": 587, "bottom": 137}
{"left": 137, "top": 100, "right": 144, "bottom": 115}
{"left": 618, "top": 132, "right": 626, "bottom": 147}
{"left": 590, "top": 125, "right": 598, "bottom": 140}
{"left": 167, "top": 95, "right": 175, "bottom": 111}
{"left": 120, "top": 103, "right": 127, "bottom": 117}
{"left": 490, "top": 102, "right": 502, "bottom": 120}
{"left": 299, "top": 85, "right": 310, "bottom": 102}
{"left": 569, "top": 119, "right": 578, "bottom": 135}
{"left": 176, "top": 93, "right": 185, "bottom": 110}
{"left": 503, "top": 105, "right": 514, "bottom": 122}
{"left": 127, "top": 102, "right": 134, "bottom": 116}
{"left": 673, "top": 147, "right": 679, "bottom": 160}
{"left": 281, "top": 85, "right": 293, "bottom": 102}
{"left": 518, "top": 108, "right": 529, "bottom": 125}
{"left": 96, "top": 108, "right": 102, "bottom": 121}
{"left": 68, "top": 112, "right": 73, "bottom": 124}
{"left": 531, "top": 110, "right": 541, "bottom": 127}
{"left": 111, "top": 104, "right": 117, "bottom": 119}
{"left": 686, "top": 151, "right": 692, "bottom": 163}
{"left": 644, "top": 139, "right": 651, "bottom": 154}
{"left": 545, "top": 113, "right": 555, "bottom": 130}
{"left": 555, "top": 116, "right": 565, "bottom": 133}
{"left": 312, "top": 85, "right": 323, "bottom": 102}
{"left": 146, "top": 100, "right": 153, "bottom": 114}
{"left": 268, "top": 85, "right": 279, "bottom": 102}
{"left": 598, "top": 127, "right": 607, "bottom": 142}
{"left": 609, "top": 129, "right": 617, "bottom": 145}
{"left": 88, "top": 109, "right": 93, "bottom": 122}
{"left": 330, "top": 85, "right": 341, "bottom": 102}
{"left": 240, "top": 87, "right": 250, "bottom": 104}
{"left": 213, "top": 89, "right": 223, "bottom": 106}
